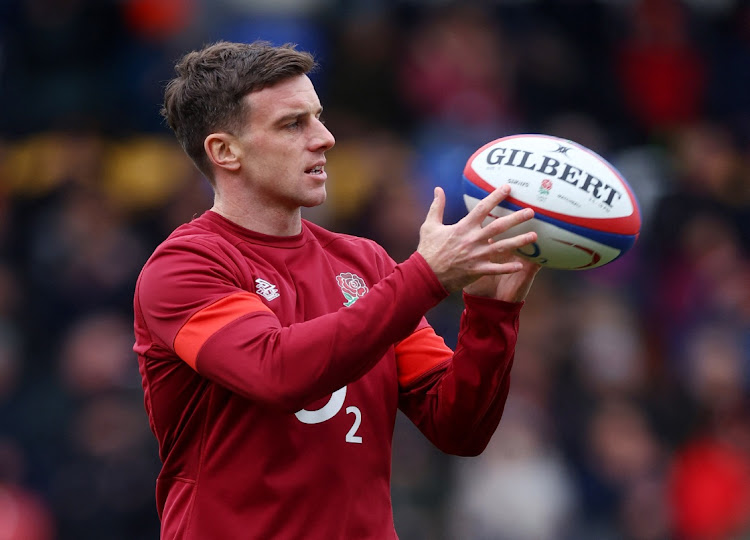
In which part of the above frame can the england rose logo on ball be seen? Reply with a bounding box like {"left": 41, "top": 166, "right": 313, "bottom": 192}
{"left": 336, "top": 272, "right": 369, "bottom": 307}
{"left": 540, "top": 178, "right": 552, "bottom": 194}
{"left": 537, "top": 178, "right": 553, "bottom": 202}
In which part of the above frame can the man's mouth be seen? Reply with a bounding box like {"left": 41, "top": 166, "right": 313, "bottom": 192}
{"left": 305, "top": 163, "right": 325, "bottom": 175}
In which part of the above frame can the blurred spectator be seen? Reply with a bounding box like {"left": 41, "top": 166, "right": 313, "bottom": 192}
{"left": 511, "top": 1, "right": 624, "bottom": 135}
{"left": 0, "top": 483, "right": 55, "bottom": 540}
{"left": 616, "top": 0, "right": 708, "bottom": 134}
{"left": 682, "top": 322, "right": 748, "bottom": 418}
{"left": 324, "top": 10, "right": 407, "bottom": 133}
{"left": 24, "top": 182, "right": 148, "bottom": 339}
{"left": 47, "top": 311, "right": 160, "bottom": 539}
{"left": 58, "top": 313, "right": 140, "bottom": 396}
{"left": 449, "top": 396, "right": 578, "bottom": 540}
{"left": 669, "top": 437, "right": 750, "bottom": 540}
{"left": 573, "top": 287, "right": 648, "bottom": 398}
{"left": 398, "top": 5, "right": 517, "bottom": 131}
{"left": 576, "top": 398, "right": 670, "bottom": 540}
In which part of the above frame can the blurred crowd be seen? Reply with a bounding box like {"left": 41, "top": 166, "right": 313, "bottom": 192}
{"left": 1, "top": 0, "right": 749, "bottom": 538}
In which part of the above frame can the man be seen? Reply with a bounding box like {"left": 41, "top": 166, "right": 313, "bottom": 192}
{"left": 133, "top": 40, "right": 540, "bottom": 539}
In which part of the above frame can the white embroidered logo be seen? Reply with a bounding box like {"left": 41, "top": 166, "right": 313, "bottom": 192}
{"left": 255, "top": 278, "right": 280, "bottom": 301}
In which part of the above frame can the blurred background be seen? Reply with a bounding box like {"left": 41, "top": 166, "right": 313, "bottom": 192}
{"left": 0, "top": 0, "right": 749, "bottom": 538}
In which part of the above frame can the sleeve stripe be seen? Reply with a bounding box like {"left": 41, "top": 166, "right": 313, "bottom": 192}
{"left": 174, "top": 292, "right": 273, "bottom": 370}
{"left": 395, "top": 327, "right": 453, "bottom": 388}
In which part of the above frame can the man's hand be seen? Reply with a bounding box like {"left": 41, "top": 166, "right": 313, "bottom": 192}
{"left": 417, "top": 185, "right": 538, "bottom": 293}
{"left": 463, "top": 255, "right": 541, "bottom": 302}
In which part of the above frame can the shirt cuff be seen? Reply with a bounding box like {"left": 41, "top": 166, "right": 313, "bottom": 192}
{"left": 462, "top": 292, "right": 524, "bottom": 321}
{"left": 406, "top": 252, "right": 450, "bottom": 300}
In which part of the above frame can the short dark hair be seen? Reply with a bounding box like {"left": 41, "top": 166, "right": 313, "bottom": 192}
{"left": 161, "top": 41, "right": 316, "bottom": 182}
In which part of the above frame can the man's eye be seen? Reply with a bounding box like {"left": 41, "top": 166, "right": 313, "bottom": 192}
{"left": 286, "top": 121, "right": 300, "bottom": 130}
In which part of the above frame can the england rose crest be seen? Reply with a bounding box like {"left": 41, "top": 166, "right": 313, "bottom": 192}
{"left": 336, "top": 272, "right": 369, "bottom": 307}
{"left": 537, "top": 178, "right": 553, "bottom": 202}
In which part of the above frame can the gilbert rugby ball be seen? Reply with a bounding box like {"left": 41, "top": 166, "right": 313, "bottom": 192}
{"left": 463, "top": 134, "right": 641, "bottom": 270}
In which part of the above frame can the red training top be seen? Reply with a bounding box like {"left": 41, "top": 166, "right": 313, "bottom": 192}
{"left": 133, "top": 211, "right": 522, "bottom": 539}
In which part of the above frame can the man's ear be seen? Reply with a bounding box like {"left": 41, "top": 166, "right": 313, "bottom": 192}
{"left": 205, "top": 133, "right": 241, "bottom": 172}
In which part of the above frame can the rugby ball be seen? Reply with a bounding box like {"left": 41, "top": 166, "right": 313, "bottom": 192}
{"left": 463, "top": 134, "right": 641, "bottom": 270}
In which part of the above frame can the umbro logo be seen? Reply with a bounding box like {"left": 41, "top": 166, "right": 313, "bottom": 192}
{"left": 255, "top": 278, "right": 280, "bottom": 301}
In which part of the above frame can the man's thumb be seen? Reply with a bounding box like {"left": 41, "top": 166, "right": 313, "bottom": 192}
{"left": 425, "top": 187, "right": 446, "bottom": 225}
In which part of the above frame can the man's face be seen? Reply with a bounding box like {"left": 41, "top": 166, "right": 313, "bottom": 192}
{"left": 235, "top": 74, "right": 335, "bottom": 211}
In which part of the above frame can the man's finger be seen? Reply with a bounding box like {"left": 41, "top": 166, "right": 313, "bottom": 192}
{"left": 465, "top": 185, "right": 511, "bottom": 226}
{"left": 489, "top": 231, "right": 538, "bottom": 255}
{"left": 481, "top": 207, "right": 535, "bottom": 239}
{"left": 424, "top": 186, "right": 446, "bottom": 226}
{"left": 473, "top": 260, "right": 525, "bottom": 275}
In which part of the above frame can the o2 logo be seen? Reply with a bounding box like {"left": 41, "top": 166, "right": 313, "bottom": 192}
{"left": 294, "top": 386, "right": 362, "bottom": 443}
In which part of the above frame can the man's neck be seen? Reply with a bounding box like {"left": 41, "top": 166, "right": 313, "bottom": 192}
{"left": 211, "top": 196, "right": 302, "bottom": 237}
